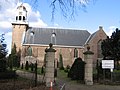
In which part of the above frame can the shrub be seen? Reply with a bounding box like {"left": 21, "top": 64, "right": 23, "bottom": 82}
{"left": 59, "top": 54, "right": 64, "bottom": 70}
{"left": 112, "top": 70, "right": 120, "bottom": 82}
{"left": 64, "top": 65, "right": 70, "bottom": 73}
{"left": 25, "top": 61, "right": 29, "bottom": 70}
{"left": 0, "top": 70, "right": 17, "bottom": 79}
{"left": 30, "top": 63, "right": 34, "bottom": 71}
{"left": 54, "top": 68, "right": 57, "bottom": 77}
{"left": 96, "top": 59, "right": 103, "bottom": 80}
{"left": 68, "top": 57, "right": 85, "bottom": 81}
{"left": 21, "top": 63, "right": 24, "bottom": 69}
{"left": 0, "top": 59, "right": 6, "bottom": 72}
{"left": 41, "top": 66, "right": 44, "bottom": 74}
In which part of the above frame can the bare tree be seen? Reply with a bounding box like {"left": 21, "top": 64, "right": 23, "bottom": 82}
{"left": 0, "top": 0, "right": 96, "bottom": 19}
{"left": 33, "top": 0, "right": 95, "bottom": 20}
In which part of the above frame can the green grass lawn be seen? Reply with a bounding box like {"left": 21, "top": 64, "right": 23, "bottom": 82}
{"left": 57, "top": 69, "right": 83, "bottom": 85}
{"left": 57, "top": 70, "right": 68, "bottom": 78}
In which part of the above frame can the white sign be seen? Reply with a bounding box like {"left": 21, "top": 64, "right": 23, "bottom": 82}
{"left": 102, "top": 60, "right": 114, "bottom": 69}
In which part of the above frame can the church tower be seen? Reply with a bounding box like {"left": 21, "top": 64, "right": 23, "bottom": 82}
{"left": 11, "top": 3, "right": 28, "bottom": 52}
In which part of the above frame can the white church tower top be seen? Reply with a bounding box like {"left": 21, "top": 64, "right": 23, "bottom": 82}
{"left": 16, "top": 3, "right": 27, "bottom": 22}
{"left": 13, "top": 3, "right": 28, "bottom": 25}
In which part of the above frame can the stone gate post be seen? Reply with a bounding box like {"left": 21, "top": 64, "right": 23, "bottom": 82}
{"left": 83, "top": 45, "right": 94, "bottom": 85}
{"left": 45, "top": 43, "right": 56, "bottom": 87}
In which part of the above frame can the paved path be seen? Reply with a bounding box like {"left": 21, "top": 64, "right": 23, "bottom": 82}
{"left": 56, "top": 78, "right": 120, "bottom": 90}
{"left": 16, "top": 70, "right": 120, "bottom": 90}
{"left": 65, "top": 84, "right": 120, "bottom": 90}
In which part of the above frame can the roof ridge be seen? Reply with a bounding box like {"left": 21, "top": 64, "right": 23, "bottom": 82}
{"left": 29, "top": 27, "right": 88, "bottom": 32}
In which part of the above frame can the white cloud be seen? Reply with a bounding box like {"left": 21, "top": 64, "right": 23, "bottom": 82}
{"left": 4, "top": 32, "right": 12, "bottom": 54}
{"left": 107, "top": 26, "right": 117, "bottom": 36}
{"left": 0, "top": 21, "right": 12, "bottom": 29}
{"left": 54, "top": 23, "right": 59, "bottom": 27}
{"left": 0, "top": 1, "right": 47, "bottom": 29}
{"left": 28, "top": 11, "right": 47, "bottom": 27}
{"left": 29, "top": 19, "right": 47, "bottom": 27}
{"left": 75, "top": 0, "right": 89, "bottom": 6}
{"left": 0, "top": 1, "right": 47, "bottom": 54}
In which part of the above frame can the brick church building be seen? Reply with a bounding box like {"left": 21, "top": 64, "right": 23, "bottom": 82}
{"left": 11, "top": 4, "right": 107, "bottom": 67}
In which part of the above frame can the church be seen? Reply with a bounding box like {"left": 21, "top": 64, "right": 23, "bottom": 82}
{"left": 11, "top": 4, "right": 107, "bottom": 67}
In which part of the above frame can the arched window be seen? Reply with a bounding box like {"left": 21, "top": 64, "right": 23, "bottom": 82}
{"left": 27, "top": 46, "right": 32, "bottom": 56}
{"left": 16, "top": 16, "right": 18, "bottom": 20}
{"left": 74, "top": 48, "right": 78, "bottom": 58}
{"left": 97, "top": 40, "right": 103, "bottom": 58}
{"left": 23, "top": 16, "right": 25, "bottom": 21}
{"left": 51, "top": 32, "right": 56, "bottom": 45}
{"left": 19, "top": 16, "right": 21, "bottom": 20}
{"left": 30, "top": 31, "right": 34, "bottom": 44}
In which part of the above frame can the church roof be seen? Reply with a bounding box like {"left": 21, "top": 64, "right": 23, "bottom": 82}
{"left": 23, "top": 27, "right": 90, "bottom": 47}
{"left": 85, "top": 31, "right": 97, "bottom": 44}
{"left": 85, "top": 26, "right": 107, "bottom": 44}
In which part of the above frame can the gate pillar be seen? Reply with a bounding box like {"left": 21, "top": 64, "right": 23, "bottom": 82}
{"left": 83, "top": 45, "right": 94, "bottom": 85}
{"left": 45, "top": 43, "right": 56, "bottom": 87}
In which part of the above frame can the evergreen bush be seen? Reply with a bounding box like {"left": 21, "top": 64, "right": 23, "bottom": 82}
{"left": 41, "top": 66, "right": 44, "bottom": 74}
{"left": 54, "top": 68, "right": 57, "bottom": 77}
{"left": 21, "top": 63, "right": 24, "bottom": 69}
{"left": 8, "top": 44, "right": 20, "bottom": 68}
{"left": 0, "top": 59, "right": 6, "bottom": 72}
{"left": 113, "top": 70, "right": 120, "bottom": 81}
{"left": 30, "top": 63, "right": 34, "bottom": 71}
{"left": 96, "top": 60, "right": 103, "bottom": 80}
{"left": 0, "top": 70, "right": 17, "bottom": 79}
{"left": 25, "top": 61, "right": 29, "bottom": 70}
{"left": 64, "top": 65, "right": 70, "bottom": 73}
{"left": 68, "top": 57, "right": 85, "bottom": 81}
{"left": 59, "top": 54, "right": 64, "bottom": 70}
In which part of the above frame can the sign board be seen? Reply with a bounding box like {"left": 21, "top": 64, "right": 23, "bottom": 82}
{"left": 102, "top": 60, "right": 114, "bottom": 69}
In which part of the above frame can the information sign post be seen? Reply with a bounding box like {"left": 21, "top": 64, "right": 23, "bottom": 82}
{"left": 102, "top": 60, "right": 114, "bottom": 82}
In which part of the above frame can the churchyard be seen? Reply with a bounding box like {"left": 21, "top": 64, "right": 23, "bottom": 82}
{"left": 1, "top": 35, "right": 120, "bottom": 90}
{"left": 1, "top": 68, "right": 120, "bottom": 90}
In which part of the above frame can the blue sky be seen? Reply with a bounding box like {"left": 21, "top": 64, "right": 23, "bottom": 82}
{"left": 25, "top": 0, "right": 120, "bottom": 33}
{"left": 0, "top": 0, "right": 120, "bottom": 54}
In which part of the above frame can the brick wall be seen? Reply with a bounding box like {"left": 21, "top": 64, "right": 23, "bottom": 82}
{"left": 85, "top": 27, "right": 107, "bottom": 66}
{"left": 21, "top": 45, "right": 84, "bottom": 67}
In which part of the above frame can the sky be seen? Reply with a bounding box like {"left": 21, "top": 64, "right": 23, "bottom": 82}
{"left": 0, "top": 0, "right": 120, "bottom": 54}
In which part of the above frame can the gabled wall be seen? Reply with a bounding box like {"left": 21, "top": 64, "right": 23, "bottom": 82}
{"left": 85, "top": 26, "right": 107, "bottom": 66}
